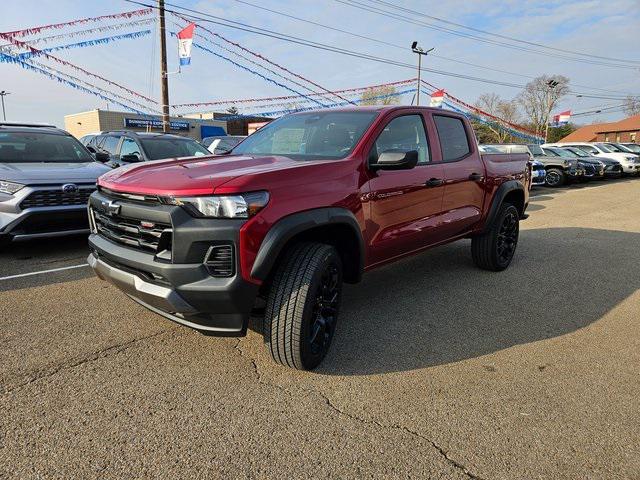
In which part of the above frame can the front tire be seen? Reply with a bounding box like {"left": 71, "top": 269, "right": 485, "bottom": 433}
{"left": 264, "top": 242, "right": 343, "bottom": 370}
{"left": 471, "top": 203, "right": 520, "bottom": 271}
{"left": 545, "top": 168, "right": 566, "bottom": 187}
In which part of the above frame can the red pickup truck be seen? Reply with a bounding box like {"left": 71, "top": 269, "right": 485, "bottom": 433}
{"left": 88, "top": 106, "right": 531, "bottom": 370}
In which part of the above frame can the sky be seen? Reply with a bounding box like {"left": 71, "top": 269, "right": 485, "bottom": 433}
{"left": 1, "top": 0, "right": 639, "bottom": 127}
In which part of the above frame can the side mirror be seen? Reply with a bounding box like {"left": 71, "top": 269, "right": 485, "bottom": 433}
{"left": 371, "top": 149, "right": 419, "bottom": 170}
{"left": 121, "top": 154, "right": 142, "bottom": 163}
{"left": 86, "top": 145, "right": 96, "bottom": 154}
{"left": 94, "top": 151, "right": 110, "bottom": 163}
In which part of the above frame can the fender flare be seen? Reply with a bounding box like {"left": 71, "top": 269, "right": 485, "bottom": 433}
{"left": 250, "top": 207, "right": 365, "bottom": 282}
{"left": 481, "top": 180, "right": 525, "bottom": 233}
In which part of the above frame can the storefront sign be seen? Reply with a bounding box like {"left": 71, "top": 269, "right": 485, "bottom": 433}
{"left": 123, "top": 118, "right": 189, "bottom": 131}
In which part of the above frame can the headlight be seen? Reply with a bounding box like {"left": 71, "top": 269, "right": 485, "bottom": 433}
{"left": 0, "top": 180, "right": 24, "bottom": 195}
{"left": 165, "top": 191, "right": 269, "bottom": 218}
{"left": 563, "top": 160, "right": 571, "bottom": 167}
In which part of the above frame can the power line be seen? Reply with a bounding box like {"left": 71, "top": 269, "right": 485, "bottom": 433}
{"left": 229, "top": 0, "right": 638, "bottom": 98}
{"left": 334, "top": 0, "right": 640, "bottom": 70}
{"left": 366, "top": 0, "right": 640, "bottom": 66}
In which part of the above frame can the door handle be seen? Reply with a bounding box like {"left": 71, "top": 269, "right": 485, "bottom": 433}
{"left": 468, "top": 173, "right": 484, "bottom": 181}
{"left": 425, "top": 178, "right": 444, "bottom": 187}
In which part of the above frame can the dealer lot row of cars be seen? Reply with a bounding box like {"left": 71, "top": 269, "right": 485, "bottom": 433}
{"left": 1, "top": 120, "right": 639, "bottom": 248}
{"left": 480, "top": 141, "right": 640, "bottom": 188}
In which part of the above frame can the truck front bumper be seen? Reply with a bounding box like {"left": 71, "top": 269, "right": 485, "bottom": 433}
{"left": 87, "top": 190, "right": 261, "bottom": 336}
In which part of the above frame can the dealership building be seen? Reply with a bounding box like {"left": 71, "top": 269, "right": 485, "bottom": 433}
{"left": 560, "top": 114, "right": 640, "bottom": 143}
{"left": 64, "top": 109, "right": 228, "bottom": 141}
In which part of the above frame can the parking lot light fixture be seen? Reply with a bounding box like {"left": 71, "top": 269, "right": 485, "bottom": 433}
{"left": 411, "top": 42, "right": 434, "bottom": 106}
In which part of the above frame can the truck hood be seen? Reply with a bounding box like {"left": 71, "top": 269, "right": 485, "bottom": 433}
{"left": 97, "top": 154, "right": 334, "bottom": 196}
{"left": 0, "top": 161, "right": 111, "bottom": 185}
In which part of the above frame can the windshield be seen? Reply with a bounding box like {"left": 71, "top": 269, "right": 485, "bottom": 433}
{"left": 231, "top": 111, "right": 379, "bottom": 159}
{"left": 0, "top": 131, "right": 94, "bottom": 163}
{"left": 566, "top": 147, "right": 589, "bottom": 157}
{"left": 622, "top": 143, "right": 640, "bottom": 153}
{"left": 595, "top": 143, "right": 613, "bottom": 153}
{"left": 527, "top": 144, "right": 544, "bottom": 156}
{"left": 140, "top": 136, "right": 210, "bottom": 160}
{"left": 549, "top": 148, "right": 576, "bottom": 158}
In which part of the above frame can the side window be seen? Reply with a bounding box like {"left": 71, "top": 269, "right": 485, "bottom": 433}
{"left": 119, "top": 137, "right": 141, "bottom": 158}
{"left": 434, "top": 115, "right": 471, "bottom": 161}
{"left": 371, "top": 115, "right": 430, "bottom": 164}
{"left": 101, "top": 136, "right": 121, "bottom": 155}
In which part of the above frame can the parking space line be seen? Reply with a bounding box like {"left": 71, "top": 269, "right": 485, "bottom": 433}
{"left": 0, "top": 264, "right": 89, "bottom": 281}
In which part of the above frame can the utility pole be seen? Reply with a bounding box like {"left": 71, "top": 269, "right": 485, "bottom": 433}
{"left": 411, "top": 42, "right": 434, "bottom": 106}
{"left": 158, "top": 0, "right": 170, "bottom": 132}
{"left": 0, "top": 91, "right": 9, "bottom": 121}
{"left": 544, "top": 79, "right": 559, "bottom": 142}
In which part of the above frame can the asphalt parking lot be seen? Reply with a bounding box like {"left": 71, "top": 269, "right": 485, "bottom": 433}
{"left": 1, "top": 179, "right": 639, "bottom": 479}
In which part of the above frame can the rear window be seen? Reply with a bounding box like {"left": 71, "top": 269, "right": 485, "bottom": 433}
{"left": 140, "top": 137, "right": 209, "bottom": 160}
{"left": 433, "top": 115, "right": 471, "bottom": 161}
{"left": 0, "top": 131, "right": 93, "bottom": 163}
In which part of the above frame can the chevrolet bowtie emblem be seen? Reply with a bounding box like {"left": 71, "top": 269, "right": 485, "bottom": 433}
{"left": 101, "top": 200, "right": 121, "bottom": 216}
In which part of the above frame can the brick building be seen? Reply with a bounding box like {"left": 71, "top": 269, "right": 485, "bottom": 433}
{"left": 560, "top": 114, "right": 640, "bottom": 143}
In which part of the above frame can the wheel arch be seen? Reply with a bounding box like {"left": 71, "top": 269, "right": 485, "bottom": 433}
{"left": 250, "top": 208, "right": 365, "bottom": 285}
{"left": 481, "top": 180, "right": 525, "bottom": 233}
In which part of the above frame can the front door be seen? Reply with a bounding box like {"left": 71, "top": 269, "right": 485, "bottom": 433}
{"left": 365, "top": 113, "right": 446, "bottom": 266}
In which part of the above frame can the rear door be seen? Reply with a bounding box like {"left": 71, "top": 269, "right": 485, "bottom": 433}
{"left": 432, "top": 113, "right": 486, "bottom": 237}
{"left": 365, "top": 112, "right": 446, "bottom": 266}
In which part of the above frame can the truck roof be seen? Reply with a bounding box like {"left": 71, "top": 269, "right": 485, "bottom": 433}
{"left": 287, "top": 106, "right": 461, "bottom": 115}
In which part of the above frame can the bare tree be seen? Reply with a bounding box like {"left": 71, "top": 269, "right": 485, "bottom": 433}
{"left": 360, "top": 85, "right": 400, "bottom": 106}
{"left": 517, "top": 75, "right": 570, "bottom": 139}
{"left": 475, "top": 93, "right": 521, "bottom": 143}
{"left": 623, "top": 96, "right": 640, "bottom": 116}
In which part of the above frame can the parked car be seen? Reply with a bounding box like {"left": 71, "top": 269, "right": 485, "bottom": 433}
{"left": 619, "top": 143, "right": 640, "bottom": 154}
{"left": 559, "top": 146, "right": 623, "bottom": 177}
{"left": 0, "top": 122, "right": 110, "bottom": 247}
{"left": 87, "top": 106, "right": 531, "bottom": 370}
{"left": 484, "top": 143, "right": 583, "bottom": 187}
{"left": 202, "top": 135, "right": 245, "bottom": 154}
{"left": 544, "top": 142, "right": 640, "bottom": 175}
{"left": 542, "top": 146, "right": 605, "bottom": 180}
{"left": 85, "top": 131, "right": 210, "bottom": 168}
{"left": 78, "top": 132, "right": 102, "bottom": 146}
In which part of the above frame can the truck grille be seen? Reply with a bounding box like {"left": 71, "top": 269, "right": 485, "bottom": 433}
{"left": 205, "top": 244, "right": 235, "bottom": 277}
{"left": 92, "top": 209, "right": 172, "bottom": 254}
{"left": 20, "top": 187, "right": 95, "bottom": 209}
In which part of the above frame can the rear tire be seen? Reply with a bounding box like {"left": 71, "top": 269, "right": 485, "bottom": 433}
{"left": 545, "top": 168, "right": 566, "bottom": 187}
{"left": 471, "top": 203, "right": 519, "bottom": 272}
{"left": 264, "top": 242, "right": 343, "bottom": 370}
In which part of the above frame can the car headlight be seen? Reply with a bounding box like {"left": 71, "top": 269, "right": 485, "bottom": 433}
{"left": 165, "top": 191, "right": 269, "bottom": 218}
{"left": 0, "top": 180, "right": 25, "bottom": 195}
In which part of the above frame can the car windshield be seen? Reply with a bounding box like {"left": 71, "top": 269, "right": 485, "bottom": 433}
{"left": 139, "top": 136, "right": 210, "bottom": 160}
{"left": 527, "top": 144, "right": 545, "bottom": 156}
{"left": 0, "top": 131, "right": 94, "bottom": 163}
{"left": 622, "top": 143, "right": 640, "bottom": 153}
{"left": 565, "top": 147, "right": 589, "bottom": 157}
{"left": 595, "top": 143, "right": 613, "bottom": 153}
{"left": 231, "top": 111, "right": 379, "bottom": 159}
{"left": 550, "top": 148, "right": 576, "bottom": 158}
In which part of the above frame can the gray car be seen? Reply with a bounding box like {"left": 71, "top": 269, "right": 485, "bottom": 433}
{"left": 0, "top": 122, "right": 110, "bottom": 246}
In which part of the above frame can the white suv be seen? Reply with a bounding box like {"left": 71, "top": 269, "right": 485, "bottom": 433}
{"left": 544, "top": 142, "right": 640, "bottom": 175}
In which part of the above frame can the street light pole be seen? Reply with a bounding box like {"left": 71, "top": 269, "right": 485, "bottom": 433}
{"left": 0, "top": 91, "right": 9, "bottom": 121}
{"left": 411, "top": 42, "right": 434, "bottom": 106}
{"left": 544, "top": 79, "right": 559, "bottom": 143}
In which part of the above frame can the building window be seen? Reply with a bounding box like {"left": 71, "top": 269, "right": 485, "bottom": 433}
{"left": 616, "top": 133, "right": 621, "bottom": 142}
{"left": 631, "top": 133, "right": 636, "bottom": 143}
{"left": 605, "top": 135, "right": 609, "bottom": 141}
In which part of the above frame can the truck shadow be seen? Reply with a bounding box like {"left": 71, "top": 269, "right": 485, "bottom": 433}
{"left": 321, "top": 227, "right": 640, "bottom": 376}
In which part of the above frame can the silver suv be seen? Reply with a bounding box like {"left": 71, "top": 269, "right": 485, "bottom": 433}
{"left": 0, "top": 122, "right": 110, "bottom": 246}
